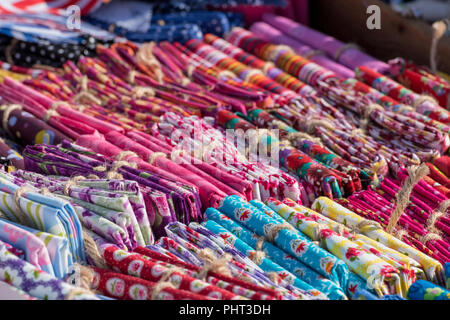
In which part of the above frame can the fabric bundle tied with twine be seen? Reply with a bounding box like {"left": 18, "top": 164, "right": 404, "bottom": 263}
{"left": 358, "top": 103, "right": 384, "bottom": 134}
{"left": 421, "top": 199, "right": 450, "bottom": 245}
{"left": 197, "top": 248, "right": 232, "bottom": 280}
{"left": 250, "top": 235, "right": 267, "bottom": 266}
{"left": 64, "top": 263, "right": 100, "bottom": 300}
{"left": 301, "top": 117, "right": 335, "bottom": 135}
{"left": 93, "top": 150, "right": 139, "bottom": 179}
{"left": 73, "top": 75, "right": 102, "bottom": 106}
{"left": 286, "top": 130, "right": 324, "bottom": 147}
{"left": 386, "top": 163, "right": 430, "bottom": 236}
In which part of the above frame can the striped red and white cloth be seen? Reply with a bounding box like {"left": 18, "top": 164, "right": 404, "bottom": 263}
{"left": 0, "top": 0, "right": 106, "bottom": 16}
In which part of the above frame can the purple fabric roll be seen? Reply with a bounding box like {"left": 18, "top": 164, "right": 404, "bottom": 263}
{"left": 262, "top": 13, "right": 389, "bottom": 73}
{"left": 250, "top": 21, "right": 355, "bottom": 79}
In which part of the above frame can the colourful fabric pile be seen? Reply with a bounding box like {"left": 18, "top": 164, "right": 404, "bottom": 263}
{"left": 0, "top": 9, "right": 449, "bottom": 301}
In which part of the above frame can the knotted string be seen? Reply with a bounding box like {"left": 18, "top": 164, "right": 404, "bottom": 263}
{"left": 386, "top": 163, "right": 430, "bottom": 234}
{"left": 419, "top": 232, "right": 442, "bottom": 245}
{"left": 412, "top": 95, "right": 439, "bottom": 110}
{"left": 265, "top": 223, "right": 296, "bottom": 243}
{"left": 1, "top": 104, "right": 22, "bottom": 137}
{"left": 266, "top": 45, "right": 294, "bottom": 63}
{"left": 63, "top": 175, "right": 86, "bottom": 195}
{"left": 216, "top": 70, "right": 236, "bottom": 79}
{"left": 249, "top": 235, "right": 266, "bottom": 266}
{"left": 150, "top": 267, "right": 183, "bottom": 300}
{"left": 425, "top": 200, "right": 449, "bottom": 237}
{"left": 262, "top": 62, "right": 275, "bottom": 75}
{"left": 169, "top": 149, "right": 186, "bottom": 163}
{"left": 186, "top": 64, "right": 196, "bottom": 80}
{"left": 370, "top": 157, "right": 388, "bottom": 188}
{"left": 349, "top": 219, "right": 382, "bottom": 235}
{"left": 132, "top": 86, "right": 155, "bottom": 99}
{"left": 286, "top": 130, "right": 324, "bottom": 147}
{"left": 148, "top": 152, "right": 167, "bottom": 165}
{"left": 13, "top": 185, "right": 32, "bottom": 226}
{"left": 304, "top": 118, "right": 334, "bottom": 134}
{"left": 64, "top": 262, "right": 104, "bottom": 299}
{"left": 395, "top": 104, "right": 414, "bottom": 114}
{"left": 82, "top": 229, "right": 109, "bottom": 270}
{"left": 267, "top": 272, "right": 281, "bottom": 284}
{"left": 244, "top": 69, "right": 263, "bottom": 83}
{"left": 43, "top": 102, "right": 64, "bottom": 122}
{"left": 197, "top": 248, "right": 232, "bottom": 279}
{"left": 73, "top": 75, "right": 102, "bottom": 105}
{"left": 430, "top": 19, "right": 448, "bottom": 73}
{"left": 359, "top": 103, "right": 384, "bottom": 133}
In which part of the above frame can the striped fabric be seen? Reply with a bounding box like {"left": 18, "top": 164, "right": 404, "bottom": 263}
{"left": 0, "top": 0, "right": 105, "bottom": 16}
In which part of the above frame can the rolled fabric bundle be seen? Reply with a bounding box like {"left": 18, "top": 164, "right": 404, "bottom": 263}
{"left": 103, "top": 130, "right": 228, "bottom": 209}
{"left": 184, "top": 38, "right": 298, "bottom": 104}
{"left": 134, "top": 246, "right": 285, "bottom": 300}
{"left": 0, "top": 77, "right": 121, "bottom": 138}
{"left": 154, "top": 112, "right": 305, "bottom": 204}
{"left": 0, "top": 218, "right": 54, "bottom": 276}
{"left": 0, "top": 170, "right": 85, "bottom": 265}
{"left": 216, "top": 195, "right": 351, "bottom": 290}
{"left": 0, "top": 244, "right": 99, "bottom": 300}
{"left": 355, "top": 66, "right": 450, "bottom": 124}
{"left": 200, "top": 32, "right": 355, "bottom": 130}
{"left": 201, "top": 219, "right": 328, "bottom": 299}
{"left": 91, "top": 267, "right": 211, "bottom": 300}
{"left": 311, "top": 197, "right": 445, "bottom": 285}
{"left": 389, "top": 58, "right": 450, "bottom": 110}
{"left": 0, "top": 103, "right": 69, "bottom": 146}
{"left": 261, "top": 13, "right": 389, "bottom": 73}
{"left": 204, "top": 207, "right": 348, "bottom": 300}
{"left": 250, "top": 21, "right": 354, "bottom": 78}
{"left": 0, "top": 218, "right": 72, "bottom": 280}
{"left": 217, "top": 109, "right": 343, "bottom": 199}
{"left": 223, "top": 28, "right": 450, "bottom": 162}
{"left": 246, "top": 108, "right": 362, "bottom": 195}
{"left": 21, "top": 142, "right": 199, "bottom": 238}
{"left": 407, "top": 280, "right": 450, "bottom": 300}
{"left": 166, "top": 221, "right": 306, "bottom": 300}
{"left": 265, "top": 198, "right": 420, "bottom": 296}
{"left": 100, "top": 244, "right": 246, "bottom": 300}
{"left": 341, "top": 78, "right": 450, "bottom": 135}
{"left": 225, "top": 27, "right": 338, "bottom": 87}
{"left": 315, "top": 80, "right": 450, "bottom": 158}
{"left": 11, "top": 170, "right": 153, "bottom": 250}
{"left": 433, "top": 156, "right": 450, "bottom": 178}
{"left": 423, "top": 175, "right": 450, "bottom": 198}
{"left": 426, "top": 163, "right": 450, "bottom": 188}
{"left": 202, "top": 32, "right": 316, "bottom": 97}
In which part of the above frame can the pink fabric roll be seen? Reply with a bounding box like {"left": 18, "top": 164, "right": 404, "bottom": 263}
{"left": 262, "top": 13, "right": 390, "bottom": 73}
{"left": 250, "top": 21, "right": 354, "bottom": 78}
